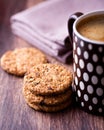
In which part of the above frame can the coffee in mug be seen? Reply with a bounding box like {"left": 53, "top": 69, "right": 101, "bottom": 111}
{"left": 77, "top": 14, "right": 104, "bottom": 42}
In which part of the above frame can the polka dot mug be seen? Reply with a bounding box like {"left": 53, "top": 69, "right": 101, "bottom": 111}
{"left": 68, "top": 11, "right": 104, "bottom": 115}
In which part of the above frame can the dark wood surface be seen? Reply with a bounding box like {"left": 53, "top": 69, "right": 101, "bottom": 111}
{"left": 0, "top": 0, "right": 104, "bottom": 130}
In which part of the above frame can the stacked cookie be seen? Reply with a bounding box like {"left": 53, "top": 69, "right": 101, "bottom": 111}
{"left": 23, "top": 64, "right": 73, "bottom": 112}
{"left": 0, "top": 47, "right": 73, "bottom": 112}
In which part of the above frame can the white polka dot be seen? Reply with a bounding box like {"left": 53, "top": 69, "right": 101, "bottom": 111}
{"left": 98, "top": 108, "right": 102, "bottom": 113}
{"left": 87, "top": 63, "right": 94, "bottom": 72}
{"left": 91, "top": 76, "right": 98, "bottom": 85}
{"left": 73, "top": 85, "right": 76, "bottom": 92}
{"left": 79, "top": 59, "right": 85, "bottom": 69}
{"left": 84, "top": 51, "right": 89, "bottom": 59}
{"left": 73, "top": 42, "right": 76, "bottom": 50}
{"left": 84, "top": 94, "right": 89, "bottom": 101}
{"left": 77, "top": 47, "right": 81, "bottom": 56}
{"left": 87, "top": 85, "right": 94, "bottom": 94}
{"left": 96, "top": 88, "right": 103, "bottom": 96}
{"left": 98, "top": 47, "right": 103, "bottom": 52}
{"left": 101, "top": 77, "right": 104, "bottom": 85}
{"left": 102, "top": 99, "right": 104, "bottom": 105}
{"left": 77, "top": 90, "right": 81, "bottom": 97}
{"left": 96, "top": 66, "right": 103, "bottom": 75}
{"left": 75, "top": 36, "right": 78, "bottom": 42}
{"left": 81, "top": 102, "right": 84, "bottom": 107}
{"left": 73, "top": 63, "right": 76, "bottom": 73}
{"left": 89, "top": 105, "right": 93, "bottom": 111}
{"left": 79, "top": 81, "right": 85, "bottom": 90}
{"left": 72, "top": 81, "right": 74, "bottom": 86}
{"left": 92, "top": 54, "right": 98, "bottom": 62}
{"left": 77, "top": 68, "right": 81, "bottom": 77}
{"left": 80, "top": 41, "right": 84, "bottom": 47}
{"left": 75, "top": 76, "right": 78, "bottom": 85}
{"left": 83, "top": 72, "right": 89, "bottom": 82}
{"left": 92, "top": 97, "right": 98, "bottom": 104}
{"left": 74, "top": 54, "right": 78, "bottom": 64}
{"left": 88, "top": 44, "right": 93, "bottom": 50}
{"left": 74, "top": 85, "right": 76, "bottom": 91}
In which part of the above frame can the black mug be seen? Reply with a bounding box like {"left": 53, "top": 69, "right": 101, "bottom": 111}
{"left": 68, "top": 10, "right": 104, "bottom": 115}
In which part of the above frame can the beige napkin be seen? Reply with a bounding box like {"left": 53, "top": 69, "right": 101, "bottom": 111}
{"left": 10, "top": 0, "right": 104, "bottom": 63}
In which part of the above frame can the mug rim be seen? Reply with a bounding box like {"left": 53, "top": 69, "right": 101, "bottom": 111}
{"left": 73, "top": 10, "right": 104, "bottom": 45}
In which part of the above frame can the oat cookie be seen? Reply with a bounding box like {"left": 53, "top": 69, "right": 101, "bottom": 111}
{"left": 0, "top": 48, "right": 48, "bottom": 76}
{"left": 23, "top": 87, "right": 72, "bottom": 106}
{"left": 23, "top": 63, "right": 73, "bottom": 95}
{"left": 26, "top": 99, "right": 71, "bottom": 112}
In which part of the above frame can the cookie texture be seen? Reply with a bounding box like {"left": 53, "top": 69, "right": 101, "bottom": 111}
{"left": 26, "top": 99, "right": 71, "bottom": 112}
{"left": 23, "top": 63, "right": 73, "bottom": 112}
{"left": 23, "top": 87, "right": 72, "bottom": 106}
{"left": 23, "top": 63, "right": 73, "bottom": 95}
{"left": 0, "top": 48, "right": 48, "bottom": 76}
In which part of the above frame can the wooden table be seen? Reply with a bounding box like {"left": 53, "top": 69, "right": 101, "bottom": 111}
{"left": 0, "top": 0, "right": 104, "bottom": 130}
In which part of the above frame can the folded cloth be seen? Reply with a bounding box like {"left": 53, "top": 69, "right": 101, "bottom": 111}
{"left": 10, "top": 0, "right": 104, "bottom": 63}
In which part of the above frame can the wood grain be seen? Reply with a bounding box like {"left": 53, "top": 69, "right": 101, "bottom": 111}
{"left": 0, "top": 0, "right": 104, "bottom": 130}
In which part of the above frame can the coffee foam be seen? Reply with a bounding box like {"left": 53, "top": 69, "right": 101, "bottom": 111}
{"left": 77, "top": 14, "right": 104, "bottom": 42}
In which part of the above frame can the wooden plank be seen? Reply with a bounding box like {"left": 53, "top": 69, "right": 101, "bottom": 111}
{"left": 0, "top": 0, "right": 104, "bottom": 130}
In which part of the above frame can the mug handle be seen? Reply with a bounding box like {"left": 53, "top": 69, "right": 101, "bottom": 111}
{"left": 68, "top": 12, "right": 83, "bottom": 47}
